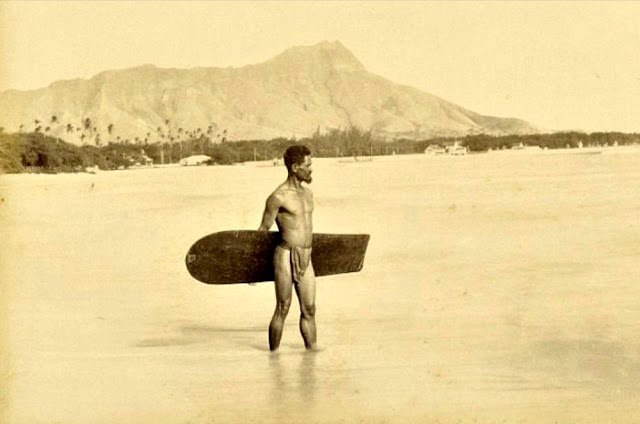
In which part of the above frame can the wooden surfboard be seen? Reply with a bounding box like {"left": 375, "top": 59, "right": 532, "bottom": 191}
{"left": 185, "top": 230, "right": 370, "bottom": 284}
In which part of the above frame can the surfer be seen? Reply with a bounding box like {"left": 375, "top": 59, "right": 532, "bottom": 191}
{"left": 258, "top": 145, "right": 317, "bottom": 351}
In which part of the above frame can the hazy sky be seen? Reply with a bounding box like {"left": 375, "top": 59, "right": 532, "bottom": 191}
{"left": 1, "top": 1, "right": 639, "bottom": 133}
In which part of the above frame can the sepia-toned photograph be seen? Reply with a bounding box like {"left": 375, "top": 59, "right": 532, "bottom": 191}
{"left": 1, "top": 1, "right": 639, "bottom": 423}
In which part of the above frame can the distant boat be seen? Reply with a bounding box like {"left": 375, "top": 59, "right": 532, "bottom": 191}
{"left": 573, "top": 149, "right": 603, "bottom": 155}
{"left": 491, "top": 142, "right": 542, "bottom": 153}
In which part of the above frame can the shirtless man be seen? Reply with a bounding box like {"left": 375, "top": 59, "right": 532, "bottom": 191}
{"left": 258, "top": 145, "right": 316, "bottom": 351}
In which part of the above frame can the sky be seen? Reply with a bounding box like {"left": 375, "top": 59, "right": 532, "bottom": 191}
{"left": 1, "top": 1, "right": 639, "bottom": 133}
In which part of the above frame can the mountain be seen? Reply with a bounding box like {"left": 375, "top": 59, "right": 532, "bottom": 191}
{"left": 0, "top": 41, "right": 537, "bottom": 143}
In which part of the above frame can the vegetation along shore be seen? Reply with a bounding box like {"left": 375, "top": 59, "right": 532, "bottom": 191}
{"left": 1, "top": 125, "right": 638, "bottom": 174}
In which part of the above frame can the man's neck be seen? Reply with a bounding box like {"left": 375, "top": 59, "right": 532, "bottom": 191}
{"left": 285, "top": 174, "right": 304, "bottom": 189}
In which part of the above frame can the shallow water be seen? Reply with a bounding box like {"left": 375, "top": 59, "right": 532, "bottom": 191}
{"left": 2, "top": 150, "right": 640, "bottom": 423}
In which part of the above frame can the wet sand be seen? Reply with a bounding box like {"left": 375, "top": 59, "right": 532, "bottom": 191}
{"left": 2, "top": 150, "right": 640, "bottom": 423}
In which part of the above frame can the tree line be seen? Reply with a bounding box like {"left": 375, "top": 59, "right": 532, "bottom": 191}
{"left": 16, "top": 116, "right": 229, "bottom": 148}
{"left": 1, "top": 125, "right": 639, "bottom": 174}
{"left": 413, "top": 131, "right": 640, "bottom": 152}
{"left": 0, "top": 131, "right": 155, "bottom": 173}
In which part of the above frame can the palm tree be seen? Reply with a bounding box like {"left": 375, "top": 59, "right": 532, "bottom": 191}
{"left": 65, "top": 123, "right": 74, "bottom": 144}
{"left": 82, "top": 117, "right": 92, "bottom": 144}
{"left": 206, "top": 126, "right": 214, "bottom": 149}
{"left": 164, "top": 119, "right": 172, "bottom": 163}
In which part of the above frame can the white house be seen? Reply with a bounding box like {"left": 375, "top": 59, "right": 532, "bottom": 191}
{"left": 425, "top": 140, "right": 467, "bottom": 155}
{"left": 179, "top": 155, "right": 213, "bottom": 166}
{"left": 446, "top": 141, "right": 468, "bottom": 155}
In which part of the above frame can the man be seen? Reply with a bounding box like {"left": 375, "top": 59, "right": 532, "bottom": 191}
{"left": 258, "top": 145, "right": 316, "bottom": 351}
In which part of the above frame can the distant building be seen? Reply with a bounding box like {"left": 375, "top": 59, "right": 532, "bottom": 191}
{"left": 445, "top": 140, "right": 468, "bottom": 155}
{"left": 424, "top": 144, "right": 446, "bottom": 155}
{"left": 179, "top": 155, "right": 213, "bottom": 166}
{"left": 425, "top": 140, "right": 467, "bottom": 155}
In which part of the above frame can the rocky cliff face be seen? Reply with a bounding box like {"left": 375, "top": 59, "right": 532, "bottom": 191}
{"left": 0, "top": 41, "right": 537, "bottom": 143}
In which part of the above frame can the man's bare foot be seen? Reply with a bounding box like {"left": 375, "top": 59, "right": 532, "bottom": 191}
{"left": 305, "top": 344, "right": 323, "bottom": 352}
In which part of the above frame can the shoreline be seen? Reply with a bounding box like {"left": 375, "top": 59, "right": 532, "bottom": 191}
{"left": 2, "top": 144, "right": 640, "bottom": 178}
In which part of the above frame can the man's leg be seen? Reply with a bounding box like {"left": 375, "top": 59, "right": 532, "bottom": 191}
{"left": 269, "top": 247, "right": 293, "bottom": 351}
{"left": 295, "top": 262, "right": 317, "bottom": 350}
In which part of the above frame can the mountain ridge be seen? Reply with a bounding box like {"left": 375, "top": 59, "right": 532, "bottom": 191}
{"left": 0, "top": 40, "right": 537, "bottom": 143}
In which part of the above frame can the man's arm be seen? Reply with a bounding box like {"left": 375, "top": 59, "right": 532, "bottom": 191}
{"left": 258, "top": 193, "right": 281, "bottom": 231}
{"left": 249, "top": 193, "right": 281, "bottom": 286}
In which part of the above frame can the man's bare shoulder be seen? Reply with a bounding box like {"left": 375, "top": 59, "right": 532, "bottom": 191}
{"left": 266, "top": 189, "right": 284, "bottom": 204}
{"left": 270, "top": 183, "right": 312, "bottom": 201}
{"left": 270, "top": 183, "right": 292, "bottom": 198}
{"left": 266, "top": 183, "right": 293, "bottom": 205}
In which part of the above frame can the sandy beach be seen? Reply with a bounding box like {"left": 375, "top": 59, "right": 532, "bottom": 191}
{"left": 2, "top": 150, "right": 640, "bottom": 423}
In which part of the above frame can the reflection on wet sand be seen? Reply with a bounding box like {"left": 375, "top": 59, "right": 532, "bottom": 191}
{"left": 269, "top": 354, "right": 287, "bottom": 419}
{"left": 300, "top": 351, "right": 317, "bottom": 404}
{"left": 268, "top": 350, "right": 318, "bottom": 419}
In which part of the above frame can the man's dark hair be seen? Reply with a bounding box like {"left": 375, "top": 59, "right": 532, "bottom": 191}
{"left": 283, "top": 145, "right": 311, "bottom": 171}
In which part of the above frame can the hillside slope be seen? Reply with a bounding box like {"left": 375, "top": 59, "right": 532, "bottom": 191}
{"left": 0, "top": 41, "right": 537, "bottom": 143}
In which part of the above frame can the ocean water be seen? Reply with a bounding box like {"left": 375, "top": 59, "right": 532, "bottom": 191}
{"left": 2, "top": 150, "right": 640, "bottom": 423}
